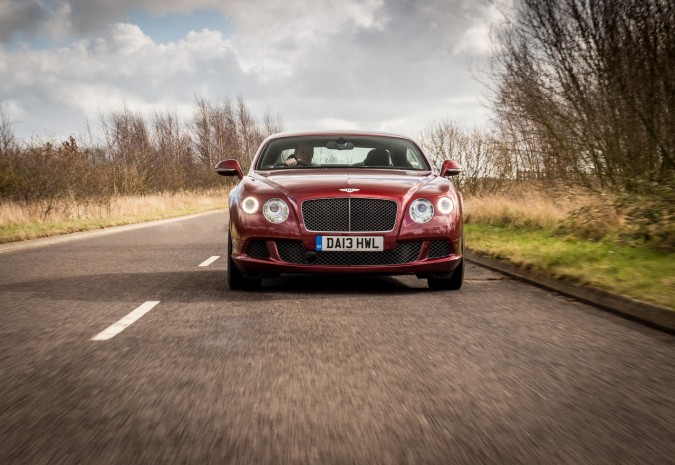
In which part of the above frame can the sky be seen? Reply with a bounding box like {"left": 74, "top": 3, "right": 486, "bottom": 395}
{"left": 0, "top": 0, "right": 508, "bottom": 141}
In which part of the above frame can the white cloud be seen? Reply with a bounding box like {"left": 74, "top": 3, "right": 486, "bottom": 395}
{"left": 453, "top": 3, "right": 506, "bottom": 56}
{"left": 315, "top": 118, "right": 360, "bottom": 130}
{"left": 0, "top": 0, "right": 45, "bottom": 42}
{"left": 0, "top": 0, "right": 502, "bottom": 140}
{"left": 42, "top": 0, "right": 72, "bottom": 41}
{"left": 344, "top": 0, "right": 387, "bottom": 30}
{"left": 0, "top": 98, "right": 26, "bottom": 120}
{"left": 453, "top": 25, "right": 491, "bottom": 55}
{"left": 0, "top": 21, "right": 250, "bottom": 136}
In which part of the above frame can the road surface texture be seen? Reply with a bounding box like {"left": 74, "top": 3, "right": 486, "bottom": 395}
{"left": 1, "top": 211, "right": 674, "bottom": 465}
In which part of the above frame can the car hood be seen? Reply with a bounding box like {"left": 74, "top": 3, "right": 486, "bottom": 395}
{"left": 252, "top": 170, "right": 435, "bottom": 203}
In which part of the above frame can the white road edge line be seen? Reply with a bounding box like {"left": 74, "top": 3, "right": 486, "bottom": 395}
{"left": 91, "top": 301, "right": 160, "bottom": 341}
{"left": 199, "top": 256, "right": 220, "bottom": 267}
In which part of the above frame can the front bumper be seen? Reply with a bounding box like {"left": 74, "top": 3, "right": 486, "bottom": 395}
{"left": 231, "top": 237, "right": 463, "bottom": 277}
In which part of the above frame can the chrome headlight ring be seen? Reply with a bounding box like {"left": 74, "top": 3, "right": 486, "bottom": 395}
{"left": 410, "top": 198, "right": 434, "bottom": 224}
{"left": 263, "top": 198, "right": 289, "bottom": 224}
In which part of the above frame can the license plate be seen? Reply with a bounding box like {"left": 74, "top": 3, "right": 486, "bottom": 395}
{"left": 316, "top": 236, "right": 384, "bottom": 252}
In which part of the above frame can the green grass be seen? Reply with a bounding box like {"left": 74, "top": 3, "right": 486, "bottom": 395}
{"left": 466, "top": 223, "right": 675, "bottom": 310}
{"left": 0, "top": 203, "right": 227, "bottom": 244}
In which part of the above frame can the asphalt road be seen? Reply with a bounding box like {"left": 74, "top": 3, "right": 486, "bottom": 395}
{"left": 1, "top": 211, "right": 674, "bottom": 465}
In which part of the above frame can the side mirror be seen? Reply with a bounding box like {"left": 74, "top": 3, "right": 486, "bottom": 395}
{"left": 440, "top": 160, "right": 461, "bottom": 177}
{"left": 215, "top": 159, "right": 243, "bottom": 180}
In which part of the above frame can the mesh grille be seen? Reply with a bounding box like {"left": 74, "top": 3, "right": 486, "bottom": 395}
{"left": 303, "top": 198, "right": 350, "bottom": 231}
{"left": 246, "top": 240, "right": 270, "bottom": 259}
{"left": 302, "top": 198, "right": 397, "bottom": 232}
{"left": 276, "top": 240, "right": 422, "bottom": 266}
{"left": 428, "top": 240, "right": 452, "bottom": 259}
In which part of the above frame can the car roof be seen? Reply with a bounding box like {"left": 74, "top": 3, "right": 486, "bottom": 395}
{"left": 263, "top": 130, "right": 418, "bottom": 143}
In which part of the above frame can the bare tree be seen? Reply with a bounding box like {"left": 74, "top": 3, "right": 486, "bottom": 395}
{"left": 0, "top": 104, "right": 16, "bottom": 155}
{"left": 263, "top": 109, "right": 284, "bottom": 137}
{"left": 153, "top": 110, "right": 194, "bottom": 190}
{"left": 101, "top": 106, "right": 154, "bottom": 194}
{"left": 192, "top": 95, "right": 282, "bottom": 174}
{"left": 419, "top": 120, "right": 511, "bottom": 194}
{"left": 490, "top": 0, "right": 674, "bottom": 191}
{"left": 1, "top": 96, "right": 284, "bottom": 212}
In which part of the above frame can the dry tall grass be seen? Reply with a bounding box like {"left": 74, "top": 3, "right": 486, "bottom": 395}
{"left": 0, "top": 190, "right": 228, "bottom": 226}
{"left": 464, "top": 184, "right": 624, "bottom": 235}
{"left": 464, "top": 181, "right": 673, "bottom": 251}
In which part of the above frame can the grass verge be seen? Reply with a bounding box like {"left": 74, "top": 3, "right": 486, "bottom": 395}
{"left": 465, "top": 223, "right": 674, "bottom": 310}
{"left": 0, "top": 192, "right": 228, "bottom": 244}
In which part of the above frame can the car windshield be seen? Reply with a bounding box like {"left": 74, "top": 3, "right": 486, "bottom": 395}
{"left": 256, "top": 136, "right": 431, "bottom": 171}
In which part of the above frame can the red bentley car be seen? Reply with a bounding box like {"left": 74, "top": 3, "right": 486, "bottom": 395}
{"left": 215, "top": 131, "right": 464, "bottom": 290}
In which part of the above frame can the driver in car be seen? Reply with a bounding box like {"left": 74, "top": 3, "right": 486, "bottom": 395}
{"left": 285, "top": 144, "right": 314, "bottom": 166}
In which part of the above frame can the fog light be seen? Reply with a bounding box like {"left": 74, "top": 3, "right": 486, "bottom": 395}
{"left": 242, "top": 197, "right": 259, "bottom": 214}
{"left": 437, "top": 197, "right": 454, "bottom": 214}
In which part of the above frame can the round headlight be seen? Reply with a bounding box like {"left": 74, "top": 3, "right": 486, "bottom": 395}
{"left": 437, "top": 197, "right": 454, "bottom": 214}
{"left": 241, "top": 196, "right": 259, "bottom": 214}
{"left": 263, "top": 198, "right": 289, "bottom": 224}
{"left": 410, "top": 199, "right": 434, "bottom": 223}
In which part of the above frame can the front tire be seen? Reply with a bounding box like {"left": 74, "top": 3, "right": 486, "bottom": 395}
{"left": 227, "top": 229, "right": 261, "bottom": 290}
{"left": 427, "top": 257, "right": 464, "bottom": 290}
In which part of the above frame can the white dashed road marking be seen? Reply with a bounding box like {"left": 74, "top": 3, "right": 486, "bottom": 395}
{"left": 199, "top": 256, "right": 220, "bottom": 267}
{"left": 91, "top": 301, "right": 161, "bottom": 341}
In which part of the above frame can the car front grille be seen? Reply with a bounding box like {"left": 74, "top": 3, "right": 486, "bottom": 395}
{"left": 246, "top": 240, "right": 270, "bottom": 259}
{"left": 428, "top": 240, "right": 452, "bottom": 258}
{"left": 301, "top": 198, "right": 398, "bottom": 232}
{"left": 276, "top": 240, "right": 422, "bottom": 266}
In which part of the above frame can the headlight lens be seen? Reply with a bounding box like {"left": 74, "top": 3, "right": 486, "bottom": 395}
{"left": 263, "top": 198, "right": 289, "bottom": 224}
{"left": 241, "top": 197, "right": 259, "bottom": 214}
{"left": 410, "top": 199, "right": 434, "bottom": 223}
{"left": 437, "top": 197, "right": 454, "bottom": 214}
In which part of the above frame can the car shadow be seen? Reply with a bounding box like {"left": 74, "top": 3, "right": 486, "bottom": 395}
{"left": 260, "top": 273, "right": 427, "bottom": 295}
{"left": 0, "top": 270, "right": 427, "bottom": 304}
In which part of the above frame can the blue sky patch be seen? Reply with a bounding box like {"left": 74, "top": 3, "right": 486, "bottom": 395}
{"left": 128, "top": 8, "right": 231, "bottom": 43}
